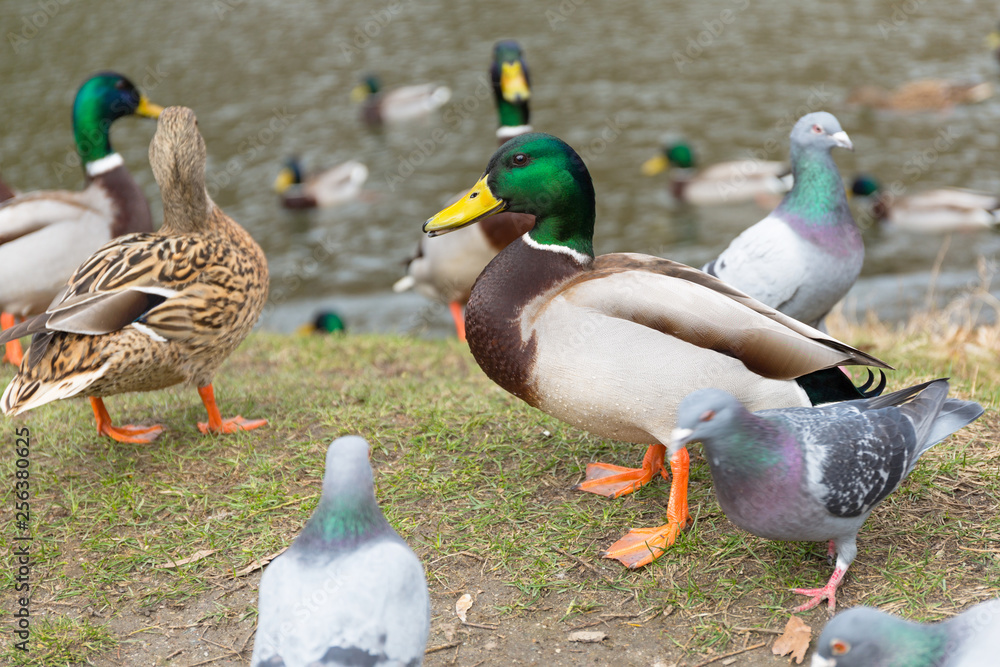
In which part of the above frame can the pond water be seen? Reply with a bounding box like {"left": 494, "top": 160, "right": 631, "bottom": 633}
{"left": 2, "top": 0, "right": 999, "bottom": 335}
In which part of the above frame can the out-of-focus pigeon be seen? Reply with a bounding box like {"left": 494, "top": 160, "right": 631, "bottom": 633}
{"left": 671, "top": 379, "right": 983, "bottom": 612}
{"left": 250, "top": 436, "right": 430, "bottom": 667}
{"left": 812, "top": 599, "right": 1000, "bottom": 666}
{"left": 704, "top": 111, "right": 861, "bottom": 330}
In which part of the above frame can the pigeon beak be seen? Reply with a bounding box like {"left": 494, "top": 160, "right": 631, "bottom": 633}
{"left": 669, "top": 427, "right": 695, "bottom": 455}
{"left": 810, "top": 655, "right": 837, "bottom": 667}
{"left": 830, "top": 131, "right": 854, "bottom": 151}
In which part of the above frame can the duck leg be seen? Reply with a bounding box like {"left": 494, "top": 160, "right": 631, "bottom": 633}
{"left": 90, "top": 397, "right": 164, "bottom": 444}
{"left": 1, "top": 312, "right": 23, "bottom": 366}
{"left": 574, "top": 443, "right": 668, "bottom": 497}
{"left": 601, "top": 448, "right": 692, "bottom": 568}
{"left": 448, "top": 301, "right": 466, "bottom": 342}
{"left": 196, "top": 384, "right": 268, "bottom": 434}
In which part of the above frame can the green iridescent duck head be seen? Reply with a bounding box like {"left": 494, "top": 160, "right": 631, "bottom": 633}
{"left": 72, "top": 71, "right": 163, "bottom": 167}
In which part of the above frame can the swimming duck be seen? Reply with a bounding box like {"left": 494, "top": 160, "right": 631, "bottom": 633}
{"left": 0, "top": 72, "right": 162, "bottom": 367}
{"left": 0, "top": 107, "right": 270, "bottom": 443}
{"left": 296, "top": 310, "right": 347, "bottom": 335}
{"left": 273, "top": 156, "right": 368, "bottom": 209}
{"left": 704, "top": 112, "right": 860, "bottom": 331}
{"left": 422, "top": 132, "right": 891, "bottom": 568}
{"left": 351, "top": 74, "right": 451, "bottom": 125}
{"left": 847, "top": 79, "right": 993, "bottom": 111}
{"left": 641, "top": 137, "right": 790, "bottom": 206}
{"left": 393, "top": 41, "right": 535, "bottom": 340}
{"left": 851, "top": 174, "right": 1000, "bottom": 234}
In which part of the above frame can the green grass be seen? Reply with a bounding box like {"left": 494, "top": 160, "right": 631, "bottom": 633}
{"left": 0, "top": 327, "right": 998, "bottom": 664}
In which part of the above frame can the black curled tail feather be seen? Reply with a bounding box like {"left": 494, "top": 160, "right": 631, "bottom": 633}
{"left": 858, "top": 369, "right": 887, "bottom": 397}
{"left": 797, "top": 367, "right": 888, "bottom": 406}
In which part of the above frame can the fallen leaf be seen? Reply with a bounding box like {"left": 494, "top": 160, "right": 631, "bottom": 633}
{"left": 568, "top": 630, "right": 607, "bottom": 643}
{"left": 455, "top": 593, "right": 473, "bottom": 623}
{"left": 157, "top": 549, "right": 216, "bottom": 569}
{"left": 772, "top": 615, "right": 811, "bottom": 664}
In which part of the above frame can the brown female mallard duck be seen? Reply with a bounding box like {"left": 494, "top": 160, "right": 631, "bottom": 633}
{"left": 847, "top": 79, "right": 993, "bottom": 111}
{"left": 0, "top": 107, "right": 269, "bottom": 443}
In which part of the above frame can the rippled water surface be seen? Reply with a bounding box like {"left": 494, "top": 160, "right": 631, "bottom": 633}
{"left": 2, "top": 0, "right": 999, "bottom": 334}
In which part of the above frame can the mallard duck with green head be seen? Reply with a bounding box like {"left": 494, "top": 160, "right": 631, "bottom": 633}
{"left": 851, "top": 174, "right": 1000, "bottom": 234}
{"left": 393, "top": 41, "right": 535, "bottom": 340}
{"left": 423, "top": 132, "right": 891, "bottom": 568}
{"left": 641, "top": 136, "right": 790, "bottom": 206}
{"left": 0, "top": 107, "right": 269, "bottom": 443}
{"left": 0, "top": 72, "right": 163, "bottom": 367}
{"left": 273, "top": 156, "right": 369, "bottom": 209}
{"left": 351, "top": 74, "right": 451, "bottom": 125}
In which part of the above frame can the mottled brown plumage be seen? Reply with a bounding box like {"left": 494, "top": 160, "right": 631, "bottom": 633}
{"left": 1, "top": 107, "right": 269, "bottom": 441}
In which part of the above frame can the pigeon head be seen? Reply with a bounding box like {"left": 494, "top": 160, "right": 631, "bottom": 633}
{"left": 295, "top": 436, "right": 395, "bottom": 550}
{"left": 791, "top": 112, "right": 854, "bottom": 154}
{"left": 669, "top": 389, "right": 747, "bottom": 456}
{"left": 813, "top": 607, "right": 947, "bottom": 667}
{"left": 322, "top": 435, "right": 374, "bottom": 497}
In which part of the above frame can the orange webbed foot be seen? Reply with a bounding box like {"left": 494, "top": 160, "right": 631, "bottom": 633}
{"left": 90, "top": 397, "right": 164, "bottom": 444}
{"left": 602, "top": 521, "right": 688, "bottom": 568}
{"left": 197, "top": 416, "right": 269, "bottom": 434}
{"left": 100, "top": 423, "right": 165, "bottom": 444}
{"left": 601, "top": 447, "right": 692, "bottom": 568}
{"left": 574, "top": 444, "right": 667, "bottom": 498}
{"left": 197, "top": 384, "right": 268, "bottom": 436}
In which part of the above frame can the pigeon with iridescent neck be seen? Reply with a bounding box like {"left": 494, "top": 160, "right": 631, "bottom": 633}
{"left": 812, "top": 599, "right": 1000, "bottom": 666}
{"left": 672, "top": 379, "right": 982, "bottom": 612}
{"left": 251, "top": 436, "right": 430, "bottom": 667}
{"left": 704, "top": 112, "right": 860, "bottom": 330}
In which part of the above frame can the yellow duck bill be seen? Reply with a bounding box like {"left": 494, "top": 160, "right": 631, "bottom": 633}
{"left": 423, "top": 174, "right": 507, "bottom": 236}
{"left": 500, "top": 61, "right": 530, "bottom": 103}
{"left": 136, "top": 96, "right": 164, "bottom": 119}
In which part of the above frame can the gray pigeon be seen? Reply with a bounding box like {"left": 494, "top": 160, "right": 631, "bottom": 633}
{"left": 671, "top": 379, "right": 983, "bottom": 612}
{"left": 250, "top": 436, "right": 430, "bottom": 667}
{"left": 703, "top": 111, "right": 861, "bottom": 330}
{"left": 812, "top": 599, "right": 1000, "bottom": 666}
